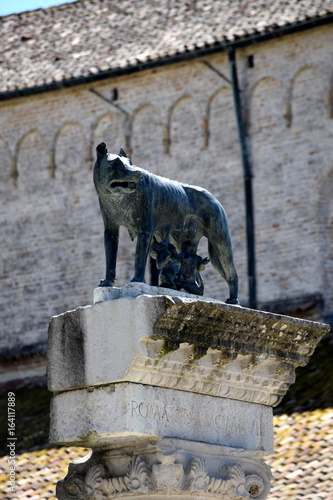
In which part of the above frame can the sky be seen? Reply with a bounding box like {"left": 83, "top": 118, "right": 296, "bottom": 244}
{"left": 0, "top": 0, "right": 76, "bottom": 17}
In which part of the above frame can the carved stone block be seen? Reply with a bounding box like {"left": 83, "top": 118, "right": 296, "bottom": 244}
{"left": 48, "top": 284, "right": 329, "bottom": 408}
{"left": 48, "top": 285, "right": 329, "bottom": 499}
{"left": 50, "top": 382, "right": 274, "bottom": 452}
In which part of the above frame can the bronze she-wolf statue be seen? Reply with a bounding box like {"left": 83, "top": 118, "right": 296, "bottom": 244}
{"left": 93, "top": 142, "right": 239, "bottom": 304}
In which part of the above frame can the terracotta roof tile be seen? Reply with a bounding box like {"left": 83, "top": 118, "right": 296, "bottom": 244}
{"left": 0, "top": 408, "right": 332, "bottom": 499}
{"left": 266, "top": 408, "right": 333, "bottom": 499}
{"left": 0, "top": 0, "right": 332, "bottom": 95}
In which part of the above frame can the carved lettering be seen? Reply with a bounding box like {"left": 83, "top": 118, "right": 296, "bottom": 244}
{"left": 204, "top": 413, "right": 215, "bottom": 427}
{"left": 139, "top": 402, "right": 149, "bottom": 418}
{"left": 170, "top": 406, "right": 180, "bottom": 423}
{"left": 238, "top": 418, "right": 247, "bottom": 434}
{"left": 193, "top": 411, "right": 201, "bottom": 426}
{"left": 214, "top": 414, "right": 223, "bottom": 429}
{"left": 131, "top": 400, "right": 139, "bottom": 416}
{"left": 149, "top": 404, "right": 161, "bottom": 420}
{"left": 161, "top": 404, "right": 169, "bottom": 422}
{"left": 183, "top": 408, "right": 192, "bottom": 425}
{"left": 247, "top": 418, "right": 256, "bottom": 434}
{"left": 226, "top": 416, "right": 237, "bottom": 433}
{"left": 260, "top": 421, "right": 266, "bottom": 437}
{"left": 129, "top": 401, "right": 265, "bottom": 437}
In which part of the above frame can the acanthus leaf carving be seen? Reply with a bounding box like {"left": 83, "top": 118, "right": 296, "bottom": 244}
{"left": 85, "top": 464, "right": 104, "bottom": 497}
{"left": 227, "top": 464, "right": 248, "bottom": 499}
{"left": 206, "top": 476, "right": 226, "bottom": 493}
{"left": 126, "top": 456, "right": 150, "bottom": 493}
{"left": 57, "top": 455, "right": 271, "bottom": 499}
{"left": 188, "top": 457, "right": 209, "bottom": 491}
{"left": 58, "top": 457, "right": 149, "bottom": 500}
{"left": 187, "top": 459, "right": 251, "bottom": 499}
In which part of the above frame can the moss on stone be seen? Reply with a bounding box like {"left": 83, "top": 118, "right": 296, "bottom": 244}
{"left": 153, "top": 301, "right": 329, "bottom": 365}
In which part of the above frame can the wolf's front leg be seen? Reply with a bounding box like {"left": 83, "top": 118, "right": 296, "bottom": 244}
{"left": 99, "top": 226, "right": 119, "bottom": 287}
{"left": 131, "top": 228, "right": 153, "bottom": 283}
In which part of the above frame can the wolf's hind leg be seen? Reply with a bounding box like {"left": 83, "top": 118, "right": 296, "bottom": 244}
{"left": 208, "top": 241, "right": 239, "bottom": 304}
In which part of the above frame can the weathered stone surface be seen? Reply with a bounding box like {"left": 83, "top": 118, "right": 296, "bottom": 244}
{"left": 47, "top": 294, "right": 165, "bottom": 392}
{"left": 50, "top": 382, "right": 274, "bottom": 453}
{"left": 93, "top": 282, "right": 223, "bottom": 304}
{"left": 48, "top": 288, "right": 329, "bottom": 406}
{"left": 55, "top": 437, "right": 273, "bottom": 500}
{"left": 48, "top": 290, "right": 329, "bottom": 499}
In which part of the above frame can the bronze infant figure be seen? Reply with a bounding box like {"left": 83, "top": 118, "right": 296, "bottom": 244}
{"left": 93, "top": 142, "right": 239, "bottom": 304}
{"left": 149, "top": 240, "right": 179, "bottom": 290}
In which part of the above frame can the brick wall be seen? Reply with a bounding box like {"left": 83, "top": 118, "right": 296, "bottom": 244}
{"left": 0, "top": 24, "right": 332, "bottom": 356}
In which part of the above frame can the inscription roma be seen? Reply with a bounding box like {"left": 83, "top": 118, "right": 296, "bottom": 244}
{"left": 130, "top": 400, "right": 267, "bottom": 437}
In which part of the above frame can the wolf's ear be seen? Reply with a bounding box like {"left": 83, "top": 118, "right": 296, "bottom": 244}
{"left": 96, "top": 142, "right": 107, "bottom": 158}
{"left": 119, "top": 146, "right": 132, "bottom": 165}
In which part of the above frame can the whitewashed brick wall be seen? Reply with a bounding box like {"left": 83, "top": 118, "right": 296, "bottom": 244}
{"left": 0, "top": 24, "right": 332, "bottom": 355}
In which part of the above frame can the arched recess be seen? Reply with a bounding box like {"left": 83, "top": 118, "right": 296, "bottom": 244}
{"left": 54, "top": 122, "right": 88, "bottom": 180}
{"left": 169, "top": 96, "right": 204, "bottom": 166}
{"left": 0, "top": 136, "right": 14, "bottom": 192}
{"left": 249, "top": 76, "right": 285, "bottom": 188}
{"left": 17, "top": 130, "right": 50, "bottom": 191}
{"left": 206, "top": 86, "right": 242, "bottom": 178}
{"left": 93, "top": 112, "right": 125, "bottom": 158}
{"left": 131, "top": 104, "right": 164, "bottom": 171}
{"left": 249, "top": 77, "right": 285, "bottom": 143}
{"left": 291, "top": 66, "right": 326, "bottom": 131}
{"left": 208, "top": 86, "right": 238, "bottom": 152}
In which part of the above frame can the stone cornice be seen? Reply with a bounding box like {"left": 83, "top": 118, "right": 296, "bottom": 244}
{"left": 152, "top": 297, "right": 328, "bottom": 364}
{"left": 134, "top": 296, "right": 329, "bottom": 407}
{"left": 48, "top": 287, "right": 329, "bottom": 409}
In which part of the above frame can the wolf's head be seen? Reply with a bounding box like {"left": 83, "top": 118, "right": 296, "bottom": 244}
{"left": 95, "top": 142, "right": 142, "bottom": 194}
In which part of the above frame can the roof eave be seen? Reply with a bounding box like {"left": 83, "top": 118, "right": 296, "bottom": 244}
{"left": 0, "top": 12, "right": 332, "bottom": 102}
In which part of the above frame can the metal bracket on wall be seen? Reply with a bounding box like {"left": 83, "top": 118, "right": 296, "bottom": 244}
{"left": 89, "top": 88, "right": 130, "bottom": 116}
{"left": 203, "top": 60, "right": 233, "bottom": 87}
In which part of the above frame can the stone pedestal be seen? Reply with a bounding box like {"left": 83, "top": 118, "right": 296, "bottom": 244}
{"left": 47, "top": 284, "right": 329, "bottom": 499}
